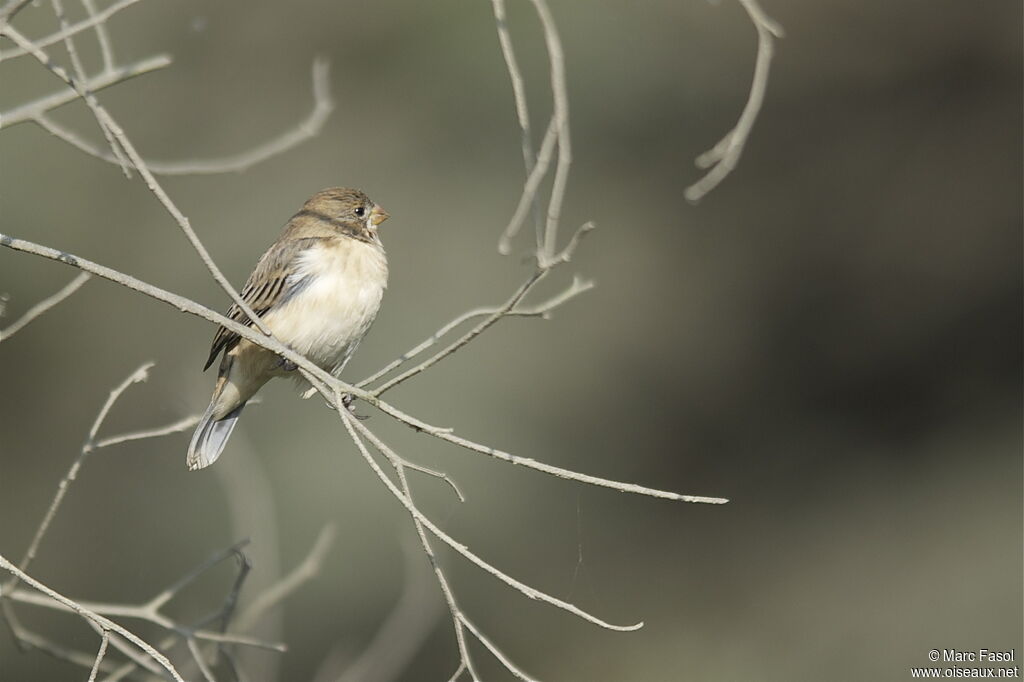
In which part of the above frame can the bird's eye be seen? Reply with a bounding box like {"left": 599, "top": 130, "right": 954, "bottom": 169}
{"left": 354, "top": 206, "right": 366, "bottom": 217}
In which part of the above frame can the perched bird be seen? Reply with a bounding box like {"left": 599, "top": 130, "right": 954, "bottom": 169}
{"left": 187, "top": 187, "right": 390, "bottom": 470}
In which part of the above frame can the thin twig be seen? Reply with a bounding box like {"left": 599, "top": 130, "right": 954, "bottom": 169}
{"left": 0, "top": 0, "right": 142, "bottom": 60}
{"left": 7, "top": 362, "right": 154, "bottom": 590}
{"left": 371, "top": 270, "right": 546, "bottom": 395}
{"left": 93, "top": 414, "right": 202, "bottom": 450}
{"left": 0, "top": 232, "right": 726, "bottom": 506}
{"left": 526, "top": 0, "right": 571, "bottom": 265}
{"left": 357, "top": 272, "right": 592, "bottom": 389}
{"left": 326, "top": 536, "right": 443, "bottom": 682}
{"left": 0, "top": 53, "right": 172, "bottom": 127}
{"left": 685, "top": 0, "right": 784, "bottom": 202}
{"left": 461, "top": 614, "right": 538, "bottom": 682}
{"left": 80, "top": 0, "right": 114, "bottom": 72}
{"left": 0, "top": 0, "right": 33, "bottom": 25}
{"left": 50, "top": 0, "right": 132, "bottom": 176}
{"left": 491, "top": 0, "right": 544, "bottom": 254}
{"left": 0, "top": 25, "right": 273, "bottom": 337}
{"left": 355, "top": 428, "right": 478, "bottom": 680}
{"left": 341, "top": 407, "right": 644, "bottom": 633}
{"left": 34, "top": 59, "right": 335, "bottom": 174}
{"left": 0, "top": 271, "right": 89, "bottom": 342}
{"left": 86, "top": 631, "right": 109, "bottom": 682}
{"left": 11, "top": 627, "right": 117, "bottom": 674}
{"left": 187, "top": 637, "right": 218, "bottom": 682}
{"left": 0, "top": 554, "right": 186, "bottom": 682}
{"left": 234, "top": 525, "right": 336, "bottom": 632}
{"left": 498, "top": 116, "right": 558, "bottom": 256}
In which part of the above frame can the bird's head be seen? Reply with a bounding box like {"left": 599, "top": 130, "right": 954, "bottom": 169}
{"left": 300, "top": 187, "right": 389, "bottom": 240}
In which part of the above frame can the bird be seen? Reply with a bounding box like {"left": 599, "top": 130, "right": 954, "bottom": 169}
{"left": 187, "top": 187, "right": 390, "bottom": 470}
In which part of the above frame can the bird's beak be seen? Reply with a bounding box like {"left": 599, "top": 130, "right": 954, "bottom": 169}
{"left": 370, "top": 206, "right": 390, "bottom": 227}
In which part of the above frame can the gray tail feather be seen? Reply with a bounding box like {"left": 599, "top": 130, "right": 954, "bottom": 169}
{"left": 186, "top": 401, "right": 246, "bottom": 471}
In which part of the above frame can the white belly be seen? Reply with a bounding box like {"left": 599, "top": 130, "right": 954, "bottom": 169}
{"left": 266, "top": 239, "right": 387, "bottom": 374}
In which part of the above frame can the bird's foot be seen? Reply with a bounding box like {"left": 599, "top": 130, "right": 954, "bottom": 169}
{"left": 275, "top": 352, "right": 298, "bottom": 372}
{"left": 341, "top": 392, "right": 369, "bottom": 420}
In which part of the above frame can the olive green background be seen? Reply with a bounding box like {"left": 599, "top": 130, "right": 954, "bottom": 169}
{"left": 1, "top": 1, "right": 1020, "bottom": 680}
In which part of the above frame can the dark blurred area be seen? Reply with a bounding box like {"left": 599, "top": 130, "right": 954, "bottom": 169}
{"left": 1, "top": 1, "right": 1020, "bottom": 680}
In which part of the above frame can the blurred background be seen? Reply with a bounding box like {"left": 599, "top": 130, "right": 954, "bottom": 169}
{"left": 1, "top": 1, "right": 1020, "bottom": 680}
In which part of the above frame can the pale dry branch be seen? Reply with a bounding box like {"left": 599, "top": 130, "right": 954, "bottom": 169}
{"left": 0, "top": 555, "right": 186, "bottom": 682}
{"left": 235, "top": 524, "right": 336, "bottom": 632}
{"left": 8, "top": 627, "right": 120, "bottom": 674}
{"left": 371, "top": 270, "right": 546, "bottom": 395}
{"left": 0, "top": 0, "right": 33, "bottom": 24}
{"left": 1, "top": 231, "right": 726, "bottom": 507}
{"left": 6, "top": 361, "right": 154, "bottom": 591}
{"left": 0, "top": 2, "right": 737, "bottom": 677}
{"left": 80, "top": 0, "right": 115, "bottom": 72}
{"left": 685, "top": 0, "right": 784, "bottom": 202}
{"left": 87, "top": 631, "right": 109, "bottom": 682}
{"left": 526, "top": 0, "right": 571, "bottom": 265}
{"left": 0, "top": 271, "right": 89, "bottom": 342}
{"left": 371, "top": 398, "right": 729, "bottom": 506}
{"left": 491, "top": 0, "right": 545, "bottom": 253}
{"left": 357, "top": 426, "right": 479, "bottom": 681}
{"left": 0, "top": 0, "right": 142, "bottom": 60}
{"left": 0, "top": 25, "right": 273, "bottom": 337}
{"left": 340, "top": 407, "right": 644, "bottom": 633}
{"left": 498, "top": 116, "right": 558, "bottom": 256}
{"left": 187, "top": 637, "right": 217, "bottom": 682}
{"left": 357, "top": 267, "right": 586, "bottom": 389}
{"left": 93, "top": 413, "right": 202, "bottom": 450}
{"left": 321, "top": 537, "right": 443, "bottom": 682}
{"left": 460, "top": 615, "right": 537, "bottom": 682}
{"left": 34, "top": 59, "right": 335, "bottom": 175}
{"left": 49, "top": 0, "right": 132, "bottom": 175}
{"left": 6, "top": 541, "right": 286, "bottom": 652}
{"left": 0, "top": 53, "right": 172, "bottom": 127}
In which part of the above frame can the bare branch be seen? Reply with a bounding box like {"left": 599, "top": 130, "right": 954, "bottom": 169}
{"left": 80, "top": 0, "right": 115, "bottom": 72}
{"left": 341, "top": 408, "right": 644, "bottom": 633}
{"left": 359, "top": 273, "right": 592, "bottom": 390}
{"left": 92, "top": 414, "right": 202, "bottom": 450}
{"left": 5, "top": 627, "right": 119, "bottom": 674}
{"left": 234, "top": 525, "right": 336, "bottom": 632}
{"left": 0, "top": 25, "right": 273, "bottom": 337}
{"left": 371, "top": 270, "right": 546, "bottom": 395}
{"left": 49, "top": 0, "right": 132, "bottom": 176}
{"left": 527, "top": 0, "right": 571, "bottom": 265}
{"left": 0, "top": 232, "right": 726, "bottom": 506}
{"left": 0, "top": 54, "right": 172, "bottom": 128}
{"left": 0, "top": 0, "right": 33, "bottom": 24}
{"left": 0, "top": 554, "right": 186, "bottom": 682}
{"left": 87, "top": 631, "right": 109, "bottom": 682}
{"left": 491, "top": 0, "right": 544, "bottom": 254}
{"left": 324, "top": 537, "right": 443, "bottom": 682}
{"left": 371, "top": 399, "right": 729, "bottom": 505}
{"left": 34, "top": 59, "right": 335, "bottom": 175}
{"left": 0, "top": 271, "right": 89, "bottom": 342}
{"left": 0, "top": 0, "right": 142, "bottom": 60}
{"left": 685, "top": 0, "right": 784, "bottom": 202}
{"left": 6, "top": 362, "right": 154, "bottom": 590}
{"left": 7, "top": 555, "right": 286, "bottom": 652}
{"left": 187, "top": 637, "right": 218, "bottom": 682}
{"left": 460, "top": 615, "right": 538, "bottom": 682}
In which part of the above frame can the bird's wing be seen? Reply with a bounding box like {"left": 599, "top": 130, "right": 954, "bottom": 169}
{"left": 204, "top": 237, "right": 323, "bottom": 370}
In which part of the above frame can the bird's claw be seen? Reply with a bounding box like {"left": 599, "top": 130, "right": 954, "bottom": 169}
{"left": 275, "top": 353, "right": 298, "bottom": 372}
{"left": 341, "top": 392, "right": 369, "bottom": 420}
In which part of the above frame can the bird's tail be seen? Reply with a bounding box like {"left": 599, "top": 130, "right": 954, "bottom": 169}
{"left": 187, "top": 389, "right": 246, "bottom": 471}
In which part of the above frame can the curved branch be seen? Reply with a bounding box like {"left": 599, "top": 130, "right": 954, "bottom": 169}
{"left": 685, "top": 0, "right": 784, "bottom": 202}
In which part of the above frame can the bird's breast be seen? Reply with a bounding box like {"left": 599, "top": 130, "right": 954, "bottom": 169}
{"left": 266, "top": 238, "right": 387, "bottom": 372}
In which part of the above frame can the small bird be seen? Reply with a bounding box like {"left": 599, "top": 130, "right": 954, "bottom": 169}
{"left": 187, "top": 187, "right": 390, "bottom": 470}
